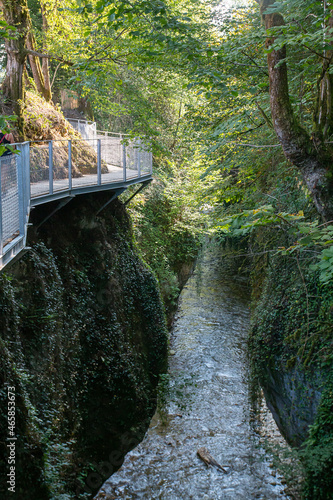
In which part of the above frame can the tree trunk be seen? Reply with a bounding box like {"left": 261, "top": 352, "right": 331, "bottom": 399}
{"left": 26, "top": 32, "right": 46, "bottom": 97}
{"left": 260, "top": 0, "right": 333, "bottom": 221}
{"left": 313, "top": 6, "right": 333, "bottom": 140}
{"left": 26, "top": 30, "right": 51, "bottom": 101}
{"left": 41, "top": 1, "right": 52, "bottom": 101}
{"left": 1, "top": 0, "right": 30, "bottom": 137}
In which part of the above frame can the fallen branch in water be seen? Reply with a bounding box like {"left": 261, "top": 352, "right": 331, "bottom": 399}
{"left": 197, "top": 447, "right": 228, "bottom": 473}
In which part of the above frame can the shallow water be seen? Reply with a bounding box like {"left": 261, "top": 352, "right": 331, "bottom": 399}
{"left": 95, "top": 248, "right": 297, "bottom": 499}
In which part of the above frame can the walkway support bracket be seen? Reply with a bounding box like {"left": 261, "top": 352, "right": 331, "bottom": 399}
{"left": 124, "top": 180, "right": 152, "bottom": 206}
{"left": 95, "top": 188, "right": 126, "bottom": 215}
{"left": 36, "top": 195, "right": 75, "bottom": 229}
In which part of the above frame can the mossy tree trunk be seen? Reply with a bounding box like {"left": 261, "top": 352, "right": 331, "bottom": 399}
{"left": 26, "top": 29, "right": 52, "bottom": 102}
{"left": 1, "top": 0, "right": 53, "bottom": 137}
{"left": 1, "top": 0, "right": 30, "bottom": 137}
{"left": 260, "top": 0, "right": 333, "bottom": 221}
{"left": 40, "top": 2, "right": 51, "bottom": 101}
{"left": 312, "top": 8, "right": 333, "bottom": 140}
{"left": 26, "top": 1, "right": 52, "bottom": 102}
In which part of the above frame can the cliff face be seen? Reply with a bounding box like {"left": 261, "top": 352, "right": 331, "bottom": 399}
{"left": 0, "top": 193, "right": 168, "bottom": 499}
{"left": 261, "top": 364, "right": 323, "bottom": 447}
{"left": 250, "top": 252, "right": 333, "bottom": 497}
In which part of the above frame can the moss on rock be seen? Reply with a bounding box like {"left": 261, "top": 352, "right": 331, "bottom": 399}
{"left": 249, "top": 250, "right": 333, "bottom": 498}
{"left": 0, "top": 194, "right": 168, "bottom": 499}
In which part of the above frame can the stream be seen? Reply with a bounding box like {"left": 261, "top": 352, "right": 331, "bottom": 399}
{"left": 95, "top": 247, "right": 300, "bottom": 499}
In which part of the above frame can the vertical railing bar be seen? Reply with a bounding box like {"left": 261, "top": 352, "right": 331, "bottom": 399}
{"left": 49, "top": 141, "right": 53, "bottom": 195}
{"left": 123, "top": 142, "right": 127, "bottom": 182}
{"left": 68, "top": 140, "right": 72, "bottom": 190}
{"left": 97, "top": 139, "right": 101, "bottom": 185}
{"left": 0, "top": 158, "right": 3, "bottom": 255}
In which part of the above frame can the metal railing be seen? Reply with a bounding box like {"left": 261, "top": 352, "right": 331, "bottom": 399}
{"left": 67, "top": 118, "right": 97, "bottom": 141}
{"left": 0, "top": 142, "right": 30, "bottom": 269}
{"left": 0, "top": 133, "right": 153, "bottom": 270}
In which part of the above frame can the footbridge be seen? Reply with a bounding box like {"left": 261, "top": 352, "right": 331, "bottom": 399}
{"left": 0, "top": 127, "right": 152, "bottom": 271}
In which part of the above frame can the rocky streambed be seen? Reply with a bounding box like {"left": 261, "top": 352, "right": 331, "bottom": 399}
{"left": 95, "top": 246, "right": 302, "bottom": 499}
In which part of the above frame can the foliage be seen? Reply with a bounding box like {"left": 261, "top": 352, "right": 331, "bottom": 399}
{"left": 0, "top": 114, "right": 17, "bottom": 155}
{"left": 251, "top": 249, "right": 333, "bottom": 371}
{"left": 21, "top": 0, "right": 211, "bottom": 149}
{"left": 2, "top": 0, "right": 333, "bottom": 496}
{"left": 127, "top": 155, "right": 207, "bottom": 318}
{"left": 300, "top": 378, "right": 333, "bottom": 499}
{"left": 0, "top": 18, "right": 16, "bottom": 38}
{"left": 214, "top": 203, "right": 333, "bottom": 284}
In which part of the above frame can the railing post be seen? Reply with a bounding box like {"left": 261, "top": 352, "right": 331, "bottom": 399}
{"left": 150, "top": 150, "right": 153, "bottom": 175}
{"left": 123, "top": 142, "right": 127, "bottom": 182}
{"left": 137, "top": 140, "right": 141, "bottom": 178}
{"left": 25, "top": 142, "right": 31, "bottom": 214}
{"left": 17, "top": 141, "right": 31, "bottom": 237}
{"left": 68, "top": 140, "right": 72, "bottom": 190}
{"left": 92, "top": 122, "right": 97, "bottom": 147}
{"left": 49, "top": 141, "right": 53, "bottom": 195}
{"left": 97, "top": 139, "right": 101, "bottom": 185}
{"left": 17, "top": 149, "right": 24, "bottom": 236}
{"left": 0, "top": 159, "right": 3, "bottom": 255}
{"left": 119, "top": 134, "right": 122, "bottom": 168}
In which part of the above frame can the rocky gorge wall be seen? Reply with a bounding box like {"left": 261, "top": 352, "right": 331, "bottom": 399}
{"left": 250, "top": 252, "right": 333, "bottom": 498}
{"left": 0, "top": 193, "right": 168, "bottom": 499}
{"left": 261, "top": 364, "right": 323, "bottom": 447}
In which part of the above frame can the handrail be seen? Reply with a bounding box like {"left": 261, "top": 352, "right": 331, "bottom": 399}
{"left": 67, "top": 118, "right": 95, "bottom": 125}
{"left": 0, "top": 133, "right": 153, "bottom": 271}
{"left": 96, "top": 130, "right": 129, "bottom": 137}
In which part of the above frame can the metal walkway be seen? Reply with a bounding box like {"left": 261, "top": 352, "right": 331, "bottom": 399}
{"left": 0, "top": 132, "right": 152, "bottom": 271}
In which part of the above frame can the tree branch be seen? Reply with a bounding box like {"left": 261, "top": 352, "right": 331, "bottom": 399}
{"left": 223, "top": 141, "right": 281, "bottom": 148}
{"left": 255, "top": 101, "right": 273, "bottom": 128}
{"left": 301, "top": 43, "right": 331, "bottom": 60}
{"left": 24, "top": 48, "right": 73, "bottom": 66}
{"left": 240, "top": 49, "right": 269, "bottom": 76}
{"left": 50, "top": 61, "right": 62, "bottom": 89}
{"left": 235, "top": 121, "right": 265, "bottom": 136}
